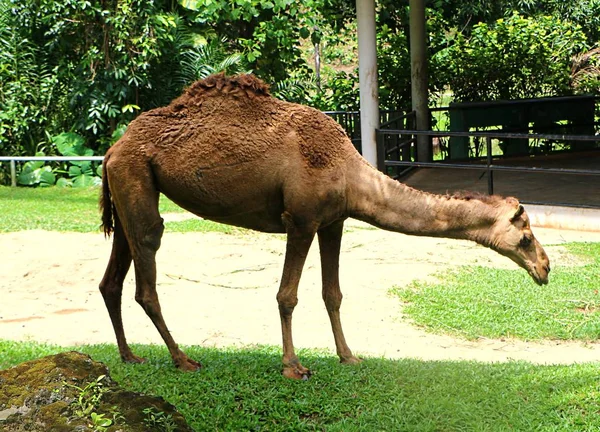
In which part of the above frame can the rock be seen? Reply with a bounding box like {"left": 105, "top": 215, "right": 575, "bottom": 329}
{"left": 0, "top": 351, "right": 194, "bottom": 431}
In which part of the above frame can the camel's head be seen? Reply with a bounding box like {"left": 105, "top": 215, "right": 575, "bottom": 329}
{"left": 489, "top": 198, "right": 550, "bottom": 285}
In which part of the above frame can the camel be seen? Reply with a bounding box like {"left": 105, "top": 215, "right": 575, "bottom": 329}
{"left": 99, "top": 73, "right": 550, "bottom": 380}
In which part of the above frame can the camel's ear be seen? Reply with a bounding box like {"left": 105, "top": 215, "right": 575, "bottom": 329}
{"left": 510, "top": 204, "right": 525, "bottom": 222}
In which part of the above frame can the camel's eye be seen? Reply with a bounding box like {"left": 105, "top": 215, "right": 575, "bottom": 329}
{"left": 520, "top": 236, "right": 532, "bottom": 248}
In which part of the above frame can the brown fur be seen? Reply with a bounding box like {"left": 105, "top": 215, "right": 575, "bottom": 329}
{"left": 98, "top": 73, "right": 550, "bottom": 379}
{"left": 170, "top": 73, "right": 270, "bottom": 112}
{"left": 445, "top": 191, "right": 504, "bottom": 205}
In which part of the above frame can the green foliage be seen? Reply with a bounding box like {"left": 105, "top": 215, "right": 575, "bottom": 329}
{"left": 0, "top": 1, "right": 59, "bottom": 158}
{"left": 40, "top": 0, "right": 180, "bottom": 144}
{"left": 54, "top": 132, "right": 102, "bottom": 188}
{"left": 143, "top": 407, "right": 177, "bottom": 432}
{"left": 181, "top": 0, "right": 319, "bottom": 83}
{"left": 17, "top": 158, "right": 56, "bottom": 188}
{"left": 64, "top": 374, "right": 115, "bottom": 431}
{"left": 372, "top": 0, "right": 600, "bottom": 108}
{"left": 435, "top": 13, "right": 589, "bottom": 102}
{"left": 308, "top": 70, "right": 359, "bottom": 111}
{"left": 143, "top": 15, "right": 253, "bottom": 110}
{"left": 393, "top": 242, "right": 600, "bottom": 341}
{"left": 0, "top": 0, "right": 187, "bottom": 158}
{"left": 3, "top": 341, "right": 600, "bottom": 430}
{"left": 52, "top": 132, "right": 90, "bottom": 158}
{"left": 426, "top": 0, "right": 600, "bottom": 48}
{"left": 179, "top": 37, "right": 248, "bottom": 83}
{"left": 377, "top": 24, "right": 411, "bottom": 111}
{"left": 16, "top": 132, "right": 102, "bottom": 188}
{"left": 510, "top": 0, "right": 600, "bottom": 44}
{"left": 89, "top": 412, "right": 113, "bottom": 432}
{"left": 270, "top": 74, "right": 316, "bottom": 105}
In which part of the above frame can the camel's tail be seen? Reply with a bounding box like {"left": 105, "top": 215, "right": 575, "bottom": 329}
{"left": 100, "top": 156, "right": 115, "bottom": 237}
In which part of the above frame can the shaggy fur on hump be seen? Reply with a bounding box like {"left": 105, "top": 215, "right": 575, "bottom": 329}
{"left": 142, "top": 72, "right": 350, "bottom": 170}
{"left": 171, "top": 73, "right": 270, "bottom": 111}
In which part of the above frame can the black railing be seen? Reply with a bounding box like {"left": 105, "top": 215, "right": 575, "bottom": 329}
{"left": 428, "top": 95, "right": 600, "bottom": 160}
{"left": 376, "top": 128, "right": 600, "bottom": 208}
{"left": 324, "top": 110, "right": 410, "bottom": 154}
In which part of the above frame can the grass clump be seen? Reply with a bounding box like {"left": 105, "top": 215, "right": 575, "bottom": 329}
{"left": 0, "top": 186, "right": 235, "bottom": 233}
{"left": 393, "top": 242, "right": 600, "bottom": 341}
{"left": 164, "top": 218, "right": 241, "bottom": 234}
{"left": 2, "top": 340, "right": 600, "bottom": 431}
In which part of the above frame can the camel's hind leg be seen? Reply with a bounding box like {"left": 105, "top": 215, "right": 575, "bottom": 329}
{"left": 318, "top": 220, "right": 361, "bottom": 364}
{"left": 105, "top": 163, "right": 200, "bottom": 371}
{"left": 99, "top": 217, "right": 141, "bottom": 363}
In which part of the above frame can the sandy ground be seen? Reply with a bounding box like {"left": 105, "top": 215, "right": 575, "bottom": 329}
{"left": 2, "top": 218, "right": 600, "bottom": 365}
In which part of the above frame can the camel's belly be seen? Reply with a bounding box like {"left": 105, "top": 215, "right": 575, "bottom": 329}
{"left": 155, "top": 163, "right": 287, "bottom": 233}
{"left": 200, "top": 211, "right": 287, "bottom": 233}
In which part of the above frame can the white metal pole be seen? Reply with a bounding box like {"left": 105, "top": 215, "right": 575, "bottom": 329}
{"left": 356, "top": 0, "right": 380, "bottom": 166}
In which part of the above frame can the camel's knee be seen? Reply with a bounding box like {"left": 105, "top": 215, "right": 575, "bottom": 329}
{"left": 99, "top": 274, "right": 124, "bottom": 300}
{"left": 140, "top": 218, "right": 164, "bottom": 251}
{"left": 99, "top": 280, "right": 115, "bottom": 298}
{"left": 323, "top": 290, "right": 343, "bottom": 312}
{"left": 135, "top": 292, "right": 161, "bottom": 317}
{"left": 277, "top": 292, "right": 298, "bottom": 316}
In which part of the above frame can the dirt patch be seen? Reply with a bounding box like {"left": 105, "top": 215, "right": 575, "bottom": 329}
{"left": 1, "top": 220, "right": 600, "bottom": 365}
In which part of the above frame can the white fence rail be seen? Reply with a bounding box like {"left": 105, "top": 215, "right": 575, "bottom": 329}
{"left": 0, "top": 156, "right": 105, "bottom": 187}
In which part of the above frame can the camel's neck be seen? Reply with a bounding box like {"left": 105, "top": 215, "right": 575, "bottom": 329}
{"left": 346, "top": 158, "right": 497, "bottom": 245}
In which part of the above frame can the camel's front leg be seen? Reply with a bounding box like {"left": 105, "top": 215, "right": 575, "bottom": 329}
{"left": 317, "top": 220, "right": 361, "bottom": 364}
{"left": 277, "top": 213, "right": 316, "bottom": 380}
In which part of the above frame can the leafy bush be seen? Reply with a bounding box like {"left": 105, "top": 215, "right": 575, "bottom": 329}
{"left": 181, "top": 0, "right": 319, "bottom": 83}
{"left": 377, "top": 24, "right": 412, "bottom": 111}
{"left": 435, "top": 12, "right": 589, "bottom": 102}
{"left": 17, "top": 132, "right": 102, "bottom": 188}
{"left": 0, "top": 1, "right": 60, "bottom": 158}
{"left": 0, "top": 0, "right": 187, "bottom": 158}
{"left": 307, "top": 70, "right": 359, "bottom": 111}
{"left": 17, "top": 160, "right": 56, "bottom": 188}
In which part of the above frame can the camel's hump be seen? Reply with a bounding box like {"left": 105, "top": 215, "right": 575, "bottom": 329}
{"left": 170, "top": 73, "right": 270, "bottom": 110}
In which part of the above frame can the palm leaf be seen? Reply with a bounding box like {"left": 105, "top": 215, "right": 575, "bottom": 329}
{"left": 571, "top": 47, "right": 600, "bottom": 90}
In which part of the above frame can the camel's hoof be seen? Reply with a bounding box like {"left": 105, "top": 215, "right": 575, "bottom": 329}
{"left": 176, "top": 357, "right": 202, "bottom": 372}
{"left": 122, "top": 354, "right": 146, "bottom": 364}
{"left": 282, "top": 366, "right": 312, "bottom": 381}
{"left": 341, "top": 356, "right": 363, "bottom": 365}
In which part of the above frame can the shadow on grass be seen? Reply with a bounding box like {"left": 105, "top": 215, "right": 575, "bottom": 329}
{"left": 2, "top": 340, "right": 600, "bottom": 431}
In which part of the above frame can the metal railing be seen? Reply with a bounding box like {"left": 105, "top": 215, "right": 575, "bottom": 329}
{"left": 324, "top": 110, "right": 410, "bottom": 154}
{"left": 376, "top": 129, "right": 600, "bottom": 208}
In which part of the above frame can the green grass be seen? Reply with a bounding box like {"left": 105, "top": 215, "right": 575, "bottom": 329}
{"left": 2, "top": 340, "right": 600, "bottom": 431}
{"left": 164, "top": 218, "right": 239, "bottom": 234}
{"left": 0, "top": 186, "right": 237, "bottom": 233}
{"left": 393, "top": 242, "right": 600, "bottom": 341}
